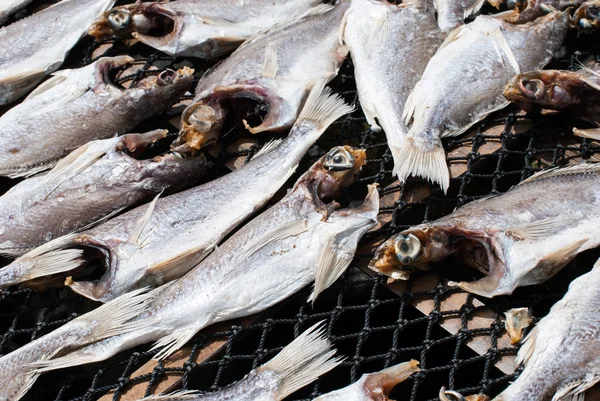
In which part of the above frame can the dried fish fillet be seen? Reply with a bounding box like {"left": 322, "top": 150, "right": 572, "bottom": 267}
{"left": 504, "top": 62, "right": 600, "bottom": 138}
{"left": 0, "top": 131, "right": 209, "bottom": 257}
{"left": 493, "top": 258, "right": 600, "bottom": 401}
{"left": 370, "top": 163, "right": 600, "bottom": 297}
{"left": 399, "top": 11, "right": 569, "bottom": 192}
{"left": 0, "top": 0, "right": 116, "bottom": 105}
{"left": 314, "top": 360, "right": 420, "bottom": 400}
{"left": 0, "top": 56, "right": 193, "bottom": 178}
{"left": 0, "top": 148, "right": 378, "bottom": 401}
{"left": 0, "top": 81, "right": 353, "bottom": 302}
{"left": 173, "top": 0, "right": 349, "bottom": 152}
{"left": 0, "top": 0, "right": 34, "bottom": 24}
{"left": 89, "top": 0, "right": 322, "bottom": 58}
{"left": 138, "top": 322, "right": 342, "bottom": 401}
{"left": 434, "top": 0, "right": 486, "bottom": 31}
{"left": 343, "top": 0, "right": 443, "bottom": 179}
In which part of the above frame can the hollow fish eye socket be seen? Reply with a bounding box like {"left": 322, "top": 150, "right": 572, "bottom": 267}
{"left": 108, "top": 9, "right": 131, "bottom": 31}
{"left": 519, "top": 79, "right": 545, "bottom": 100}
{"left": 393, "top": 233, "right": 422, "bottom": 265}
{"left": 323, "top": 147, "right": 355, "bottom": 171}
{"left": 157, "top": 69, "right": 177, "bottom": 86}
{"left": 587, "top": 6, "right": 600, "bottom": 20}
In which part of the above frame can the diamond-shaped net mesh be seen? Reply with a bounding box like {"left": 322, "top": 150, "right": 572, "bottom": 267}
{"left": 1, "top": 1, "right": 600, "bottom": 400}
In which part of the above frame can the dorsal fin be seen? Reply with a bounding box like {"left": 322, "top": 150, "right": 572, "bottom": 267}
{"left": 518, "top": 163, "right": 600, "bottom": 186}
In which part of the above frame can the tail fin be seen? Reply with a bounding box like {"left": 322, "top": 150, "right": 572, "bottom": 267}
{"left": 258, "top": 321, "right": 343, "bottom": 400}
{"left": 296, "top": 79, "right": 354, "bottom": 132}
{"left": 30, "top": 287, "right": 157, "bottom": 373}
{"left": 390, "top": 136, "right": 450, "bottom": 193}
{"left": 0, "top": 234, "right": 83, "bottom": 289}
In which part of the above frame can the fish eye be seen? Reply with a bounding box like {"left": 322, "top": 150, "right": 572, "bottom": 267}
{"left": 578, "top": 18, "right": 594, "bottom": 31}
{"left": 519, "top": 79, "right": 545, "bottom": 100}
{"left": 157, "top": 69, "right": 176, "bottom": 86}
{"left": 507, "top": 0, "right": 526, "bottom": 9}
{"left": 324, "top": 148, "right": 354, "bottom": 171}
{"left": 188, "top": 105, "right": 216, "bottom": 133}
{"left": 394, "top": 233, "right": 422, "bottom": 265}
{"left": 108, "top": 9, "right": 131, "bottom": 31}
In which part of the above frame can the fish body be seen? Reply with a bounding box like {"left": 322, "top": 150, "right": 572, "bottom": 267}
{"left": 0, "top": 0, "right": 34, "bottom": 24}
{"left": 370, "top": 163, "right": 600, "bottom": 297}
{"left": 0, "top": 56, "right": 193, "bottom": 178}
{"left": 504, "top": 62, "right": 600, "bottom": 128}
{"left": 343, "top": 0, "right": 443, "bottom": 177}
{"left": 493, "top": 258, "right": 600, "bottom": 401}
{"left": 399, "top": 11, "right": 569, "bottom": 192}
{"left": 138, "top": 323, "right": 342, "bottom": 401}
{"left": 90, "top": 0, "right": 322, "bottom": 58}
{"left": 0, "top": 130, "right": 209, "bottom": 257}
{"left": 174, "top": 1, "right": 349, "bottom": 152}
{"left": 0, "top": 82, "right": 353, "bottom": 302}
{"left": 314, "top": 360, "right": 420, "bottom": 400}
{"left": 434, "top": 0, "right": 486, "bottom": 31}
{"left": 2, "top": 144, "right": 378, "bottom": 400}
{"left": 0, "top": 0, "right": 116, "bottom": 105}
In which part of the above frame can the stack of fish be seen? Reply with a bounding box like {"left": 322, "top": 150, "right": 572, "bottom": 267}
{"left": 0, "top": 0, "right": 599, "bottom": 399}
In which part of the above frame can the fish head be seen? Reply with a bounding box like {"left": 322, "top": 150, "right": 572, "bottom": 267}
{"left": 504, "top": 70, "right": 583, "bottom": 110}
{"left": 300, "top": 146, "right": 367, "bottom": 204}
{"left": 131, "top": 66, "right": 194, "bottom": 109}
{"left": 173, "top": 100, "right": 226, "bottom": 153}
{"left": 89, "top": 3, "right": 169, "bottom": 41}
{"left": 573, "top": 1, "right": 600, "bottom": 32}
{"left": 369, "top": 225, "right": 450, "bottom": 280}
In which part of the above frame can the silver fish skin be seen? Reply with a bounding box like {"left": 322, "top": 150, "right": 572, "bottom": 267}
{"left": 399, "top": 11, "right": 569, "bottom": 192}
{"left": 493, "top": 257, "right": 600, "bottom": 401}
{"left": 0, "top": 82, "right": 354, "bottom": 301}
{"left": 0, "top": 56, "right": 194, "bottom": 178}
{"left": 0, "top": 130, "right": 209, "bottom": 257}
{"left": 0, "top": 0, "right": 34, "bottom": 25}
{"left": 137, "top": 323, "right": 343, "bottom": 401}
{"left": 90, "top": 0, "right": 322, "bottom": 58}
{"left": 370, "top": 163, "right": 600, "bottom": 298}
{"left": 20, "top": 150, "right": 378, "bottom": 392}
{"left": 314, "top": 360, "right": 420, "bottom": 401}
{"left": 0, "top": 0, "right": 116, "bottom": 105}
{"left": 433, "top": 0, "right": 486, "bottom": 31}
{"left": 0, "top": 288, "right": 154, "bottom": 401}
{"left": 173, "top": 0, "right": 349, "bottom": 152}
{"left": 343, "top": 0, "right": 444, "bottom": 177}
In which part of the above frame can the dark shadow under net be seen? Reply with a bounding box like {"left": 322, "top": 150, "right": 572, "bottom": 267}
{"left": 1, "top": 1, "right": 600, "bottom": 400}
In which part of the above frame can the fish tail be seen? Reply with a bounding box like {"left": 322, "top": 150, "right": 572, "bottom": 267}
{"left": 0, "top": 234, "right": 84, "bottom": 289}
{"left": 391, "top": 135, "right": 450, "bottom": 193}
{"left": 362, "top": 360, "right": 420, "bottom": 396}
{"left": 257, "top": 321, "right": 343, "bottom": 400}
{"left": 295, "top": 79, "right": 354, "bottom": 133}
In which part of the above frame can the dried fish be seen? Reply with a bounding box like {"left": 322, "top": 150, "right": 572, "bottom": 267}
{"left": 440, "top": 388, "right": 490, "bottom": 401}
{"left": 493, "top": 257, "right": 600, "bottom": 401}
{"left": 399, "top": 11, "right": 569, "bottom": 192}
{"left": 434, "top": 0, "right": 486, "bottom": 31}
{"left": 1, "top": 148, "right": 378, "bottom": 401}
{"left": 0, "top": 0, "right": 116, "bottom": 105}
{"left": 0, "top": 56, "right": 194, "bottom": 178}
{"left": 370, "top": 163, "right": 600, "bottom": 297}
{"left": 504, "top": 62, "right": 600, "bottom": 139}
{"left": 489, "top": 0, "right": 584, "bottom": 23}
{"left": 0, "top": 130, "right": 209, "bottom": 257}
{"left": 504, "top": 307, "right": 533, "bottom": 344}
{"left": 573, "top": 0, "right": 600, "bottom": 32}
{"left": 0, "top": 0, "right": 34, "bottom": 24}
{"left": 343, "top": 0, "right": 444, "bottom": 178}
{"left": 173, "top": 0, "right": 349, "bottom": 153}
{"left": 314, "top": 360, "right": 420, "bottom": 400}
{"left": 0, "top": 81, "right": 353, "bottom": 302}
{"left": 89, "top": 0, "right": 322, "bottom": 58}
{"left": 138, "top": 322, "right": 343, "bottom": 401}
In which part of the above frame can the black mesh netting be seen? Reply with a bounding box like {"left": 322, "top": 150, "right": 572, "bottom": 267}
{"left": 2, "top": 1, "right": 600, "bottom": 400}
